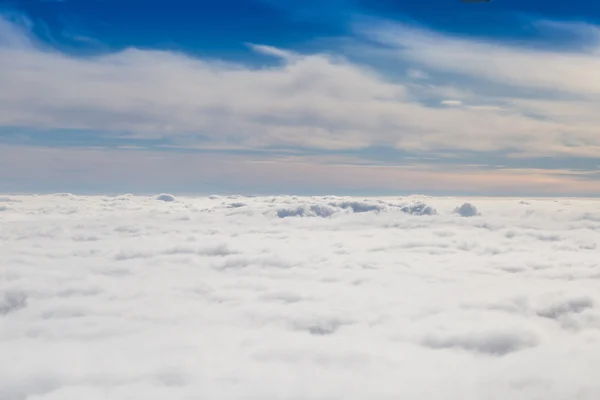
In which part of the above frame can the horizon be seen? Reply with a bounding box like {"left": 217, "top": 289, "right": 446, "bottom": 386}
{"left": 2, "top": 192, "right": 598, "bottom": 200}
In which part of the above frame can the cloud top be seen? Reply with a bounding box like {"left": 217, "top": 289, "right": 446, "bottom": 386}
{"left": 2, "top": 194, "right": 600, "bottom": 398}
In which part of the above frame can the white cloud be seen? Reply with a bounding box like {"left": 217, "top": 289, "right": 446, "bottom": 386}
{"left": 441, "top": 99, "right": 462, "bottom": 107}
{"left": 407, "top": 68, "right": 429, "bottom": 80}
{"left": 246, "top": 43, "right": 295, "bottom": 59}
{"left": 2, "top": 195, "right": 600, "bottom": 398}
{"left": 2, "top": 15, "right": 600, "bottom": 157}
{"left": 362, "top": 20, "right": 600, "bottom": 97}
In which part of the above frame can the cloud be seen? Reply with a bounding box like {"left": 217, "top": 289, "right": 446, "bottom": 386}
{"left": 407, "top": 68, "right": 428, "bottom": 80}
{"left": 440, "top": 100, "right": 462, "bottom": 107}
{"left": 156, "top": 193, "right": 176, "bottom": 202}
{"left": 247, "top": 43, "right": 295, "bottom": 59}
{"left": 455, "top": 202, "right": 480, "bottom": 217}
{"left": 0, "top": 12, "right": 35, "bottom": 47}
{"left": 0, "top": 291, "right": 28, "bottom": 315}
{"left": 535, "top": 295, "right": 595, "bottom": 320}
{"left": 358, "top": 20, "right": 600, "bottom": 153}
{"left": 275, "top": 199, "right": 437, "bottom": 218}
{"left": 2, "top": 13, "right": 600, "bottom": 161}
{"left": 2, "top": 194, "right": 600, "bottom": 398}
{"left": 420, "top": 328, "right": 540, "bottom": 356}
{"left": 361, "top": 19, "right": 600, "bottom": 97}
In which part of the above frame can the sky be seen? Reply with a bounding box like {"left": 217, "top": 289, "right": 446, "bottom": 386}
{"left": 2, "top": 194, "right": 600, "bottom": 398}
{"left": 1, "top": 0, "right": 600, "bottom": 196}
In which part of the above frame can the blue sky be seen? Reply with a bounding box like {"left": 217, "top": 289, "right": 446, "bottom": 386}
{"left": 1, "top": 0, "right": 600, "bottom": 196}
{"left": 7, "top": 0, "right": 600, "bottom": 56}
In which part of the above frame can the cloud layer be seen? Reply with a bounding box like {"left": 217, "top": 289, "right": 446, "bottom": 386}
{"left": 2, "top": 14, "right": 600, "bottom": 159}
{"left": 2, "top": 194, "right": 600, "bottom": 399}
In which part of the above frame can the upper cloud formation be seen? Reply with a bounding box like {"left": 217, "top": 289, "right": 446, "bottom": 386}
{"left": 1, "top": 14, "right": 600, "bottom": 158}
{"left": 363, "top": 20, "right": 600, "bottom": 97}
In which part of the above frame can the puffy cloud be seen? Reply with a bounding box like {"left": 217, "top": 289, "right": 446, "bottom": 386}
{"left": 275, "top": 199, "right": 437, "bottom": 218}
{"left": 156, "top": 193, "right": 176, "bottom": 202}
{"left": 2, "top": 194, "right": 600, "bottom": 399}
{"left": 455, "top": 202, "right": 480, "bottom": 217}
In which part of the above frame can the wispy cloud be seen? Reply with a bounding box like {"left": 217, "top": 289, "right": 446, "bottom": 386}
{"left": 362, "top": 19, "right": 600, "bottom": 97}
{"left": 1, "top": 13, "right": 600, "bottom": 194}
{"left": 2, "top": 14, "right": 599, "bottom": 155}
